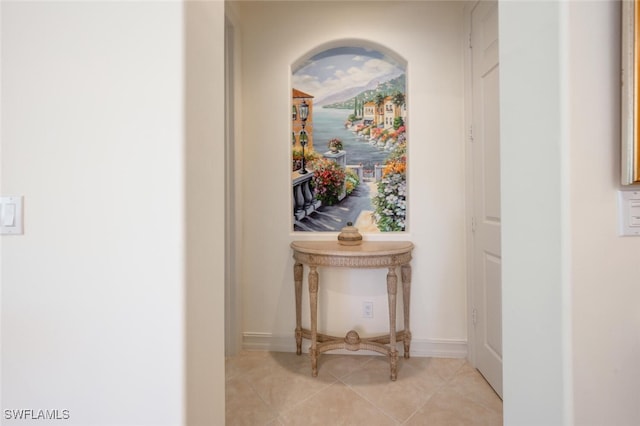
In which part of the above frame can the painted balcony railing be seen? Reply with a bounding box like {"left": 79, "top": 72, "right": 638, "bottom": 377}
{"left": 292, "top": 163, "right": 384, "bottom": 224}
{"left": 293, "top": 172, "right": 321, "bottom": 222}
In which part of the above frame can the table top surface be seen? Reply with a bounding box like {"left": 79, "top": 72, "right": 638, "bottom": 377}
{"left": 291, "top": 240, "right": 413, "bottom": 257}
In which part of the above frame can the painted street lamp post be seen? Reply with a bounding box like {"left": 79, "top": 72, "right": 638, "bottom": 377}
{"left": 298, "top": 100, "right": 309, "bottom": 174}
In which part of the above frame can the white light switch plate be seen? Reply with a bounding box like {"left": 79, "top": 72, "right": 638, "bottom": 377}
{"left": 619, "top": 190, "right": 640, "bottom": 236}
{"left": 0, "top": 196, "right": 23, "bottom": 235}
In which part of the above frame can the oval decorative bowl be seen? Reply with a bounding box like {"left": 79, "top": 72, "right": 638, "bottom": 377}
{"left": 337, "top": 222, "right": 363, "bottom": 246}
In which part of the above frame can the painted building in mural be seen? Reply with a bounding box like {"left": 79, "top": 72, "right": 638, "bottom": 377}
{"left": 363, "top": 101, "right": 376, "bottom": 125}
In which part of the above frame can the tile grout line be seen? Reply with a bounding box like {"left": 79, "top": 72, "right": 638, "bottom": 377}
{"left": 336, "top": 362, "right": 415, "bottom": 425}
{"left": 275, "top": 356, "right": 381, "bottom": 424}
{"left": 226, "top": 354, "right": 299, "bottom": 424}
{"left": 399, "top": 360, "right": 473, "bottom": 425}
{"left": 337, "top": 359, "right": 470, "bottom": 425}
{"left": 399, "top": 376, "right": 449, "bottom": 425}
{"left": 271, "top": 372, "right": 341, "bottom": 421}
{"left": 337, "top": 381, "right": 403, "bottom": 426}
{"left": 403, "top": 361, "right": 502, "bottom": 424}
{"left": 234, "top": 374, "right": 281, "bottom": 425}
{"left": 440, "top": 362, "right": 504, "bottom": 415}
{"left": 440, "top": 381, "right": 503, "bottom": 416}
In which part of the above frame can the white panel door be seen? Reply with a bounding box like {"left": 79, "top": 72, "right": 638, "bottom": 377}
{"left": 471, "top": 0, "right": 502, "bottom": 398}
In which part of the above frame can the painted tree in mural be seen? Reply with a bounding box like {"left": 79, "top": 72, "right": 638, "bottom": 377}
{"left": 392, "top": 91, "right": 405, "bottom": 107}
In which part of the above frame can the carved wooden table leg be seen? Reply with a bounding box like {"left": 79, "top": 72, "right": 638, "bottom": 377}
{"left": 402, "top": 263, "right": 412, "bottom": 358}
{"left": 294, "top": 262, "right": 303, "bottom": 355}
{"left": 387, "top": 266, "right": 398, "bottom": 381}
{"left": 309, "top": 265, "right": 319, "bottom": 377}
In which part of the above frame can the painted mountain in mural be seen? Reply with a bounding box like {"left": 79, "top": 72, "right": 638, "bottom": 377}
{"left": 315, "top": 73, "right": 406, "bottom": 108}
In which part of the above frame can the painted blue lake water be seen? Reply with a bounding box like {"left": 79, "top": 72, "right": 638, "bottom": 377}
{"left": 312, "top": 108, "right": 390, "bottom": 169}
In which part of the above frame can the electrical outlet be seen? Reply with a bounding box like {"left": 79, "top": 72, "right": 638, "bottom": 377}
{"left": 363, "top": 301, "right": 373, "bottom": 318}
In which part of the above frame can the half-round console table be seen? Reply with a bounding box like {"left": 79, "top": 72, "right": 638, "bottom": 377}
{"left": 290, "top": 240, "right": 414, "bottom": 381}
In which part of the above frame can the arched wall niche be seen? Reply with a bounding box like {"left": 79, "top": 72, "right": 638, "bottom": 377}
{"left": 290, "top": 39, "right": 409, "bottom": 233}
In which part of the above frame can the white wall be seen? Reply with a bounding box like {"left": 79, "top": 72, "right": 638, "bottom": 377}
{"left": 500, "top": 2, "right": 570, "bottom": 424}
{"left": 502, "top": 1, "right": 640, "bottom": 425}
{"left": 1, "top": 1, "right": 226, "bottom": 425}
{"left": 185, "top": 1, "right": 226, "bottom": 424}
{"left": 568, "top": 1, "right": 640, "bottom": 424}
{"left": 236, "top": 1, "right": 467, "bottom": 355}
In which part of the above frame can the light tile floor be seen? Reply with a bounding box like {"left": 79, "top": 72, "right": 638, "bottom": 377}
{"left": 226, "top": 351, "right": 502, "bottom": 425}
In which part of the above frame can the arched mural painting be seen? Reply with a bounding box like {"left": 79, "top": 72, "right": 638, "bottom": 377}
{"left": 292, "top": 45, "right": 407, "bottom": 232}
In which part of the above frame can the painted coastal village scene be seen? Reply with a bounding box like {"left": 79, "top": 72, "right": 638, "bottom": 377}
{"left": 292, "top": 46, "right": 407, "bottom": 232}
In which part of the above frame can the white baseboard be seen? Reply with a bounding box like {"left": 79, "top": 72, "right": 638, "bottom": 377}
{"left": 242, "top": 332, "right": 467, "bottom": 358}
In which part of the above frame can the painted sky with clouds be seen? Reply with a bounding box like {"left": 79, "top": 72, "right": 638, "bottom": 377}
{"left": 292, "top": 46, "right": 405, "bottom": 104}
